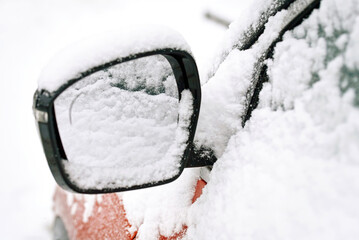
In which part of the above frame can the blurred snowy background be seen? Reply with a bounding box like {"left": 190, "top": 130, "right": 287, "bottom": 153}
{"left": 0, "top": 0, "right": 246, "bottom": 238}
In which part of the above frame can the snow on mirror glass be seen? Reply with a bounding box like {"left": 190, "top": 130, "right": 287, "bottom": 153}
{"left": 54, "top": 55, "right": 192, "bottom": 190}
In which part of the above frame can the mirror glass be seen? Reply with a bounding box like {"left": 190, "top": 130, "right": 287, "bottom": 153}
{"left": 54, "top": 55, "right": 192, "bottom": 190}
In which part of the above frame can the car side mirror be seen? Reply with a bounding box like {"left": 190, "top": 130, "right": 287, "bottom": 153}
{"left": 33, "top": 28, "right": 215, "bottom": 193}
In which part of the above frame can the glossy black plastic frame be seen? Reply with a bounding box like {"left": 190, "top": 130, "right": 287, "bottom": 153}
{"left": 33, "top": 49, "right": 202, "bottom": 194}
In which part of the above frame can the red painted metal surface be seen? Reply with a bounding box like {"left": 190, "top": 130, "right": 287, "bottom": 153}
{"left": 54, "top": 179, "right": 207, "bottom": 240}
{"left": 192, "top": 179, "right": 207, "bottom": 204}
{"left": 54, "top": 189, "right": 137, "bottom": 240}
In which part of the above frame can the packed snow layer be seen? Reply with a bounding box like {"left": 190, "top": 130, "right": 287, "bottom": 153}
{"left": 38, "top": 25, "right": 192, "bottom": 93}
{"left": 205, "top": 0, "right": 295, "bottom": 82}
{"left": 195, "top": 0, "right": 316, "bottom": 157}
{"left": 55, "top": 55, "right": 193, "bottom": 189}
{"left": 122, "top": 168, "right": 200, "bottom": 239}
{"left": 186, "top": 0, "right": 359, "bottom": 239}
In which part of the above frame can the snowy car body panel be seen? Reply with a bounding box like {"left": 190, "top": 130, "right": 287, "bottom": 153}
{"left": 45, "top": 0, "right": 359, "bottom": 239}
{"left": 54, "top": 179, "right": 206, "bottom": 239}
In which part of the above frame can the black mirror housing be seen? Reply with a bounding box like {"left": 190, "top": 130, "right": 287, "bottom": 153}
{"left": 33, "top": 48, "right": 203, "bottom": 194}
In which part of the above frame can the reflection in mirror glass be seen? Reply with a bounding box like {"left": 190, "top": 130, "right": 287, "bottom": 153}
{"left": 54, "top": 55, "right": 193, "bottom": 190}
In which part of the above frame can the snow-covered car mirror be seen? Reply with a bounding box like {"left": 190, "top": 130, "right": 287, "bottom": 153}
{"left": 32, "top": 27, "right": 211, "bottom": 193}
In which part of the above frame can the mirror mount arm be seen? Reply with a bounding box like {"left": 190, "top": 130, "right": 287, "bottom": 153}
{"left": 186, "top": 145, "right": 217, "bottom": 168}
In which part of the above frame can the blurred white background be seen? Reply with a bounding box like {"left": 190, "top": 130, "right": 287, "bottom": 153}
{"left": 0, "top": 0, "right": 245, "bottom": 238}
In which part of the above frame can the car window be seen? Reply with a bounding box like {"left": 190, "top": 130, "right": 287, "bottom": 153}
{"left": 195, "top": 0, "right": 320, "bottom": 156}
{"left": 207, "top": 0, "right": 297, "bottom": 81}
{"left": 266, "top": 0, "right": 359, "bottom": 111}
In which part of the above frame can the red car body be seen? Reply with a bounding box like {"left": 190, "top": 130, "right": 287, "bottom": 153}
{"left": 54, "top": 179, "right": 206, "bottom": 239}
